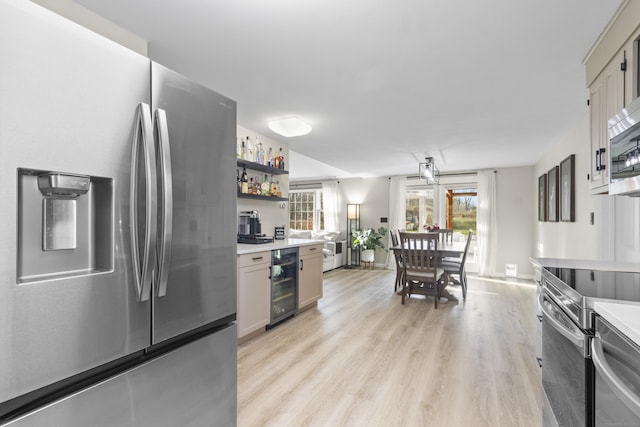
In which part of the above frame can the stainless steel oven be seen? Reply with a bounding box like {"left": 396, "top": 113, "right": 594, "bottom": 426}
{"left": 540, "top": 272, "right": 594, "bottom": 427}
{"left": 540, "top": 265, "right": 640, "bottom": 426}
{"left": 592, "top": 316, "right": 640, "bottom": 426}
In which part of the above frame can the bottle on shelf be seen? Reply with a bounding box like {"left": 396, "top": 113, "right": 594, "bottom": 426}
{"left": 244, "top": 136, "right": 253, "bottom": 162}
{"left": 241, "top": 139, "right": 247, "bottom": 161}
{"left": 240, "top": 167, "right": 249, "bottom": 194}
{"left": 278, "top": 148, "right": 285, "bottom": 170}
{"left": 237, "top": 169, "right": 241, "bottom": 193}
{"left": 261, "top": 174, "right": 270, "bottom": 196}
{"left": 255, "top": 136, "right": 264, "bottom": 165}
{"left": 267, "top": 147, "right": 274, "bottom": 168}
{"left": 276, "top": 180, "right": 282, "bottom": 197}
{"left": 249, "top": 177, "right": 255, "bottom": 195}
{"left": 236, "top": 137, "right": 242, "bottom": 158}
{"left": 270, "top": 175, "right": 277, "bottom": 196}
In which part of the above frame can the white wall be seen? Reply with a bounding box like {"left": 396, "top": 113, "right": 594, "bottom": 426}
{"left": 533, "top": 113, "right": 597, "bottom": 260}
{"left": 32, "top": 0, "right": 147, "bottom": 55}
{"left": 338, "top": 177, "right": 390, "bottom": 265}
{"left": 495, "top": 167, "right": 535, "bottom": 278}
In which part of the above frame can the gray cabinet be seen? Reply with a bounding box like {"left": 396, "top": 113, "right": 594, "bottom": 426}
{"left": 237, "top": 251, "right": 271, "bottom": 339}
{"left": 298, "top": 244, "right": 324, "bottom": 310}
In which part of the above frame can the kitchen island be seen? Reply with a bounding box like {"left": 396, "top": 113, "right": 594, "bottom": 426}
{"left": 237, "top": 238, "right": 325, "bottom": 342}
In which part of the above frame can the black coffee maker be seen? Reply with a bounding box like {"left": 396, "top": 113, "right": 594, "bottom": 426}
{"left": 237, "top": 211, "right": 273, "bottom": 244}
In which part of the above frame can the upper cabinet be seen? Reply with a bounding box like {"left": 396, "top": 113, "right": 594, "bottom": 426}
{"left": 585, "top": 1, "right": 640, "bottom": 194}
{"left": 589, "top": 50, "right": 626, "bottom": 193}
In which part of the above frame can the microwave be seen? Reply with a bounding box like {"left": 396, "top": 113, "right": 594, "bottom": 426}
{"left": 609, "top": 96, "right": 640, "bottom": 196}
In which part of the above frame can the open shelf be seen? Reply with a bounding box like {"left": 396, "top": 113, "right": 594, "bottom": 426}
{"left": 237, "top": 159, "right": 288, "bottom": 175}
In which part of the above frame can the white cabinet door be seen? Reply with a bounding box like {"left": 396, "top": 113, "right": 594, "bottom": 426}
{"left": 590, "top": 50, "right": 626, "bottom": 193}
{"left": 237, "top": 252, "right": 271, "bottom": 339}
{"left": 298, "top": 244, "right": 323, "bottom": 310}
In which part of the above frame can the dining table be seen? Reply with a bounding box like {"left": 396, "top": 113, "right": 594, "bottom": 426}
{"left": 390, "top": 240, "right": 467, "bottom": 302}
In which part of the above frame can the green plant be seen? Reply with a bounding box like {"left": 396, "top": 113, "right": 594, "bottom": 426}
{"left": 352, "top": 227, "right": 388, "bottom": 251}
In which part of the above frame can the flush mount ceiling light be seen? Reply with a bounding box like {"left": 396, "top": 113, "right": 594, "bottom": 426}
{"left": 267, "top": 117, "right": 312, "bottom": 137}
{"left": 419, "top": 157, "right": 439, "bottom": 184}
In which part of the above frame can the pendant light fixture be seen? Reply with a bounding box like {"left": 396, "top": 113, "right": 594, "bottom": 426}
{"left": 419, "top": 157, "right": 439, "bottom": 184}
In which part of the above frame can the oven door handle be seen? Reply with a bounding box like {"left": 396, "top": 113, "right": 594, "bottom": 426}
{"left": 592, "top": 335, "right": 640, "bottom": 417}
{"left": 538, "top": 292, "right": 584, "bottom": 349}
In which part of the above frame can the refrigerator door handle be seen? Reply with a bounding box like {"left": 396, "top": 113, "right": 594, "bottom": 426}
{"left": 131, "top": 102, "right": 158, "bottom": 301}
{"left": 155, "top": 108, "right": 173, "bottom": 297}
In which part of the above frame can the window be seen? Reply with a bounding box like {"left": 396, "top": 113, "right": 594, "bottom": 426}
{"left": 445, "top": 188, "right": 477, "bottom": 236}
{"left": 405, "top": 188, "right": 434, "bottom": 231}
{"left": 289, "top": 190, "right": 324, "bottom": 231}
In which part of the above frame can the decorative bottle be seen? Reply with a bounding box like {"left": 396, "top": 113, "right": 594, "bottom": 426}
{"left": 240, "top": 167, "right": 249, "bottom": 194}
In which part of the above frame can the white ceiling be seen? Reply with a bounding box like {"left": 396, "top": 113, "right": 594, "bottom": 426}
{"left": 75, "top": 0, "right": 622, "bottom": 180}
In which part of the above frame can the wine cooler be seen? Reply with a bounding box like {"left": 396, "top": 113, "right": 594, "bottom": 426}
{"left": 269, "top": 247, "right": 298, "bottom": 326}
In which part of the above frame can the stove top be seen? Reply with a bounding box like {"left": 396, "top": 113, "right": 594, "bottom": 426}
{"left": 544, "top": 266, "right": 640, "bottom": 303}
{"left": 543, "top": 266, "right": 640, "bottom": 329}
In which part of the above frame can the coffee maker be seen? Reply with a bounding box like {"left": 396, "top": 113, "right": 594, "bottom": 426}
{"left": 237, "top": 210, "right": 274, "bottom": 244}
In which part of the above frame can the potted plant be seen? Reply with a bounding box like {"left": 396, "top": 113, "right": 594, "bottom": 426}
{"left": 352, "top": 227, "right": 388, "bottom": 263}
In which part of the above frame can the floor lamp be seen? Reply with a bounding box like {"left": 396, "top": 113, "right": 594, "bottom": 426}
{"left": 347, "top": 204, "right": 360, "bottom": 268}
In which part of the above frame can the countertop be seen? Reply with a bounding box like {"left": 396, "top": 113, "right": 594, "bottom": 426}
{"left": 237, "top": 238, "right": 325, "bottom": 255}
{"left": 594, "top": 301, "right": 640, "bottom": 346}
{"left": 530, "top": 257, "right": 640, "bottom": 273}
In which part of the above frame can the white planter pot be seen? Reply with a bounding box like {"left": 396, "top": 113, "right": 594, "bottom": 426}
{"left": 361, "top": 249, "right": 375, "bottom": 263}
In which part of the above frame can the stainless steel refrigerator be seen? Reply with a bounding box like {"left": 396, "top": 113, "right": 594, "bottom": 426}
{"left": 0, "top": 1, "right": 237, "bottom": 425}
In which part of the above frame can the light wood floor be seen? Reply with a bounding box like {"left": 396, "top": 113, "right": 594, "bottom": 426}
{"left": 237, "top": 268, "right": 543, "bottom": 427}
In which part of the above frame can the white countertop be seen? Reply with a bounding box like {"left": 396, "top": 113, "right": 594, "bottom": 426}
{"left": 531, "top": 257, "right": 640, "bottom": 273}
{"left": 237, "top": 238, "right": 325, "bottom": 255}
{"left": 594, "top": 301, "right": 640, "bottom": 346}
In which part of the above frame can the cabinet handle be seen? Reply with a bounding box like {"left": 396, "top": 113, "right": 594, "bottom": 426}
{"left": 268, "top": 265, "right": 271, "bottom": 279}
{"left": 309, "top": 247, "right": 317, "bottom": 251}
{"left": 300, "top": 259, "right": 304, "bottom": 271}
{"left": 252, "top": 256, "right": 264, "bottom": 261}
{"left": 595, "top": 149, "right": 601, "bottom": 171}
{"left": 599, "top": 148, "right": 606, "bottom": 171}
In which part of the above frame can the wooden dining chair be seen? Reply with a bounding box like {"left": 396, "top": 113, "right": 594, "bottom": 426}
{"left": 398, "top": 232, "right": 445, "bottom": 308}
{"left": 441, "top": 230, "right": 473, "bottom": 301}
{"left": 439, "top": 228, "right": 453, "bottom": 244}
{"left": 390, "top": 229, "right": 403, "bottom": 292}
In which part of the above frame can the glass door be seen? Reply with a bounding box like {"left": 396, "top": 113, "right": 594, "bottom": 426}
{"left": 270, "top": 248, "right": 298, "bottom": 325}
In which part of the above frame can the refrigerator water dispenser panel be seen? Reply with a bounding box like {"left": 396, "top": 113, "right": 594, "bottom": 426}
{"left": 38, "top": 173, "right": 90, "bottom": 251}
{"left": 17, "top": 169, "right": 113, "bottom": 284}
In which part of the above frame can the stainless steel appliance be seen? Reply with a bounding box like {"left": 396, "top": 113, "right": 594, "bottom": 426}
{"left": 0, "top": 2, "right": 237, "bottom": 425}
{"left": 540, "top": 266, "right": 640, "bottom": 426}
{"left": 237, "top": 210, "right": 274, "bottom": 244}
{"left": 608, "top": 96, "right": 640, "bottom": 196}
{"left": 592, "top": 316, "right": 640, "bottom": 425}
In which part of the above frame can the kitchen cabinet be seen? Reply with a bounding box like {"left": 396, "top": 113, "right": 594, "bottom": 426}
{"left": 298, "top": 243, "right": 323, "bottom": 310}
{"left": 589, "top": 49, "right": 626, "bottom": 194}
{"left": 237, "top": 251, "right": 271, "bottom": 340}
{"left": 237, "top": 158, "right": 288, "bottom": 201}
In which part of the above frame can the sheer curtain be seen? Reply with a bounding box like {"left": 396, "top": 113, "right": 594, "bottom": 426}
{"left": 477, "top": 170, "right": 497, "bottom": 277}
{"left": 322, "top": 181, "right": 339, "bottom": 232}
{"left": 386, "top": 176, "right": 407, "bottom": 268}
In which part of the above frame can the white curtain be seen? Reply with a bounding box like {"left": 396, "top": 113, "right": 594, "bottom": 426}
{"left": 322, "top": 181, "right": 339, "bottom": 232}
{"left": 386, "top": 176, "right": 407, "bottom": 268}
{"left": 477, "top": 170, "right": 497, "bottom": 277}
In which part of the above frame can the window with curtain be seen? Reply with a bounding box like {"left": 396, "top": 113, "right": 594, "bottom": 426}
{"left": 289, "top": 190, "right": 324, "bottom": 231}
{"left": 405, "top": 188, "right": 434, "bottom": 231}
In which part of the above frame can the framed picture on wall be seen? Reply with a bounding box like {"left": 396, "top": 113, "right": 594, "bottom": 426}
{"left": 547, "top": 165, "right": 559, "bottom": 222}
{"left": 560, "top": 154, "right": 575, "bottom": 222}
{"left": 538, "top": 174, "right": 547, "bottom": 222}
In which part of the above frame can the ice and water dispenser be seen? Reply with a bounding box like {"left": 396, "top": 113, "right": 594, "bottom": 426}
{"left": 17, "top": 169, "right": 113, "bottom": 283}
